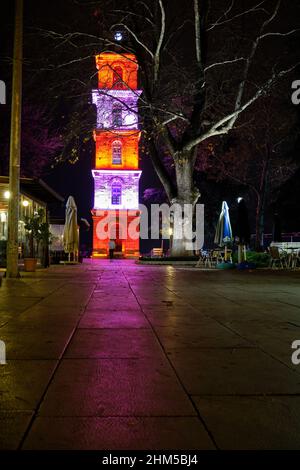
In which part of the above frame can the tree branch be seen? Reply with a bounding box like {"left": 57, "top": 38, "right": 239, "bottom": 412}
{"left": 148, "top": 136, "right": 176, "bottom": 201}
{"left": 194, "top": 0, "right": 201, "bottom": 64}
{"left": 111, "top": 22, "right": 154, "bottom": 58}
{"left": 182, "top": 62, "right": 300, "bottom": 152}
{"left": 207, "top": 1, "right": 268, "bottom": 31}
{"left": 153, "top": 0, "right": 166, "bottom": 82}
{"left": 204, "top": 57, "right": 247, "bottom": 73}
{"left": 226, "top": 0, "right": 281, "bottom": 130}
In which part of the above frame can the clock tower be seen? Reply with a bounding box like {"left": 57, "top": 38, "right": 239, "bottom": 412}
{"left": 91, "top": 52, "right": 142, "bottom": 257}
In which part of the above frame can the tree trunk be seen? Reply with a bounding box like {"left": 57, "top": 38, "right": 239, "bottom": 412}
{"left": 255, "top": 192, "right": 267, "bottom": 251}
{"left": 41, "top": 242, "right": 50, "bottom": 268}
{"left": 255, "top": 200, "right": 264, "bottom": 251}
{"left": 29, "top": 232, "right": 34, "bottom": 258}
{"left": 255, "top": 155, "right": 269, "bottom": 251}
{"left": 170, "top": 156, "right": 199, "bottom": 257}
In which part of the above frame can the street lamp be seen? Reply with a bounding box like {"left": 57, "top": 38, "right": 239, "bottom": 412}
{"left": 114, "top": 31, "right": 123, "bottom": 42}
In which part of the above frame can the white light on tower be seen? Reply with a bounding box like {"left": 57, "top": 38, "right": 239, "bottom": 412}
{"left": 4, "top": 190, "right": 10, "bottom": 199}
{"left": 114, "top": 31, "right": 123, "bottom": 41}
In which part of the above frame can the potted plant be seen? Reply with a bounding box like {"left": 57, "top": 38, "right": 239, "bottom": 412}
{"left": 39, "top": 220, "right": 54, "bottom": 268}
{"left": 24, "top": 209, "right": 45, "bottom": 272}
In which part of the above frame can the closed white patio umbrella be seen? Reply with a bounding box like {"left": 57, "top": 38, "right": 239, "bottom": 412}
{"left": 63, "top": 196, "right": 79, "bottom": 262}
{"left": 214, "top": 201, "right": 233, "bottom": 261}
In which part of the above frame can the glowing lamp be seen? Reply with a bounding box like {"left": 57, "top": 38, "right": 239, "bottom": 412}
{"left": 114, "top": 31, "right": 123, "bottom": 41}
{"left": 124, "top": 114, "right": 136, "bottom": 126}
{"left": 4, "top": 190, "right": 10, "bottom": 199}
{"left": 22, "top": 200, "right": 29, "bottom": 207}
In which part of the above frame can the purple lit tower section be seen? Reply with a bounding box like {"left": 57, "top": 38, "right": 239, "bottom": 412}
{"left": 91, "top": 52, "right": 142, "bottom": 257}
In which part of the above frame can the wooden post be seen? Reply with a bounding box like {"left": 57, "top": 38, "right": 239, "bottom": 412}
{"left": 6, "top": 0, "right": 23, "bottom": 278}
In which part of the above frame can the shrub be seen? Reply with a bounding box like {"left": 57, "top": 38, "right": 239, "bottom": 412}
{"left": 232, "top": 251, "right": 270, "bottom": 267}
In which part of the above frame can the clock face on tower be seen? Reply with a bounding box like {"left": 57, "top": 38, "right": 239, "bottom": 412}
{"left": 91, "top": 52, "right": 142, "bottom": 258}
{"left": 114, "top": 31, "right": 123, "bottom": 42}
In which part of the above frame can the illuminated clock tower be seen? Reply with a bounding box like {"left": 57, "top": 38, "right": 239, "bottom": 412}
{"left": 91, "top": 51, "right": 142, "bottom": 257}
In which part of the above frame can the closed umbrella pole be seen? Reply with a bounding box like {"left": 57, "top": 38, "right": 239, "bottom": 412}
{"left": 214, "top": 201, "right": 233, "bottom": 261}
{"left": 236, "top": 198, "right": 251, "bottom": 262}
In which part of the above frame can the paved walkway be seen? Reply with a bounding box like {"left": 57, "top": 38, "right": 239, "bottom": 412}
{"left": 1, "top": 260, "right": 300, "bottom": 449}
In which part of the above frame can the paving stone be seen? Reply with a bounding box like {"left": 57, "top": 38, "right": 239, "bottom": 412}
{"left": 87, "top": 299, "right": 141, "bottom": 311}
{"left": 0, "top": 324, "right": 75, "bottom": 359}
{"left": 0, "top": 411, "right": 33, "bottom": 450}
{"left": 0, "top": 280, "right": 65, "bottom": 298}
{"left": 79, "top": 310, "right": 149, "bottom": 329}
{"left": 65, "top": 329, "right": 162, "bottom": 358}
{"left": 0, "top": 360, "right": 57, "bottom": 410}
{"left": 154, "top": 325, "right": 253, "bottom": 350}
{"left": 23, "top": 416, "right": 215, "bottom": 450}
{"left": 39, "top": 358, "right": 195, "bottom": 417}
{"left": 144, "top": 311, "right": 209, "bottom": 327}
{"left": 7, "top": 309, "right": 83, "bottom": 329}
{"left": 194, "top": 396, "right": 300, "bottom": 449}
{"left": 168, "top": 348, "right": 300, "bottom": 395}
{"left": 41, "top": 283, "right": 95, "bottom": 308}
{"left": 0, "top": 297, "right": 42, "bottom": 315}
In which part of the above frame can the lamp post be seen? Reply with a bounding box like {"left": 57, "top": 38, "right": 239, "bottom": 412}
{"left": 6, "top": 0, "right": 23, "bottom": 278}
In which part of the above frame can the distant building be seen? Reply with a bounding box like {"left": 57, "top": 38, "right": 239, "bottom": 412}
{"left": 0, "top": 176, "right": 64, "bottom": 265}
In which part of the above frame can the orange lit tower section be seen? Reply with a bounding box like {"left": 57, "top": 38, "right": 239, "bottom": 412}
{"left": 91, "top": 52, "right": 142, "bottom": 257}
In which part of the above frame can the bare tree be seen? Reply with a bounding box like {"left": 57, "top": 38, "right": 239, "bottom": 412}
{"left": 41, "top": 0, "right": 300, "bottom": 255}
{"left": 207, "top": 97, "right": 299, "bottom": 249}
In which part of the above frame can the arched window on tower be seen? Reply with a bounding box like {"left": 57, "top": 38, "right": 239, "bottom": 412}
{"left": 112, "top": 66, "right": 124, "bottom": 89}
{"left": 111, "top": 183, "right": 122, "bottom": 205}
{"left": 112, "top": 104, "right": 122, "bottom": 127}
{"left": 112, "top": 140, "right": 122, "bottom": 165}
